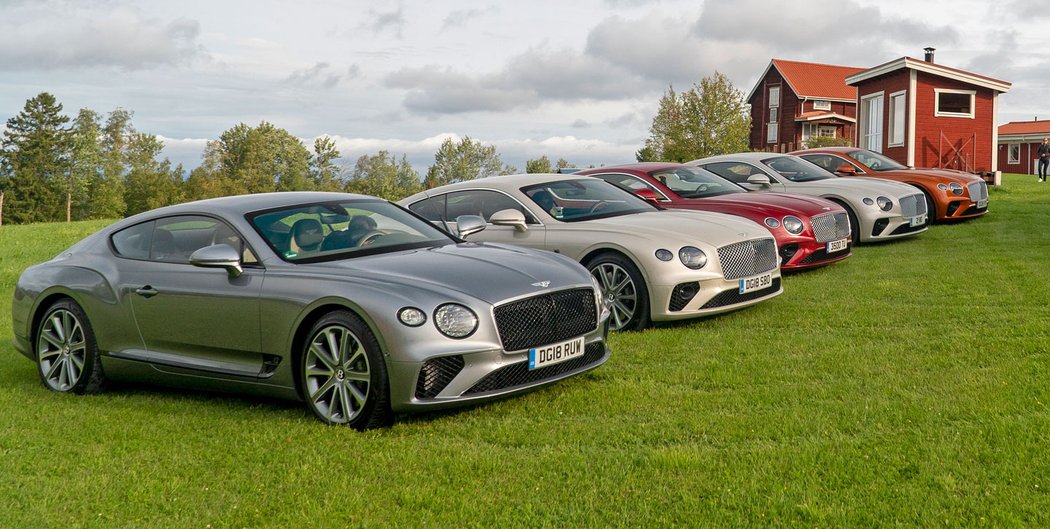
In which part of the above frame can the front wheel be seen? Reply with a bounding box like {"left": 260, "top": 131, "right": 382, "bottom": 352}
{"left": 301, "top": 311, "right": 392, "bottom": 429}
{"left": 922, "top": 191, "right": 937, "bottom": 224}
{"left": 36, "top": 299, "right": 106, "bottom": 394}
{"left": 586, "top": 253, "right": 650, "bottom": 332}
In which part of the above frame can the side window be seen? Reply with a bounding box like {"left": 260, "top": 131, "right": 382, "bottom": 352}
{"left": 151, "top": 216, "right": 257, "bottom": 265}
{"left": 703, "top": 162, "right": 763, "bottom": 185}
{"left": 591, "top": 173, "right": 652, "bottom": 192}
{"left": 111, "top": 221, "right": 155, "bottom": 259}
{"left": 408, "top": 195, "right": 446, "bottom": 222}
{"left": 446, "top": 190, "right": 538, "bottom": 224}
{"left": 800, "top": 154, "right": 852, "bottom": 172}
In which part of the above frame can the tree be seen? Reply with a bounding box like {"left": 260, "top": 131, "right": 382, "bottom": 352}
{"left": 424, "top": 136, "right": 516, "bottom": 188}
{"left": 0, "top": 92, "right": 71, "bottom": 224}
{"left": 526, "top": 155, "right": 553, "bottom": 174}
{"left": 124, "top": 133, "right": 184, "bottom": 215}
{"left": 638, "top": 72, "right": 751, "bottom": 163}
{"left": 93, "top": 109, "right": 134, "bottom": 218}
{"left": 310, "top": 136, "right": 343, "bottom": 191}
{"left": 68, "top": 108, "right": 104, "bottom": 221}
{"left": 186, "top": 121, "right": 313, "bottom": 199}
{"left": 345, "top": 151, "right": 422, "bottom": 201}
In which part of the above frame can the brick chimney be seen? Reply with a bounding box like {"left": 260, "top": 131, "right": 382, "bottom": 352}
{"left": 924, "top": 47, "right": 936, "bottom": 63}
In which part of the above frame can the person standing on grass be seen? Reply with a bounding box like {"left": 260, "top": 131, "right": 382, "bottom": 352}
{"left": 1039, "top": 137, "right": 1050, "bottom": 182}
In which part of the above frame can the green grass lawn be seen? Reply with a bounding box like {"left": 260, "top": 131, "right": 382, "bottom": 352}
{"left": 2, "top": 175, "right": 1049, "bottom": 528}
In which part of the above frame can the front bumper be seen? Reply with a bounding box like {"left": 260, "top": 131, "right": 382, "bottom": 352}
{"left": 650, "top": 273, "right": 783, "bottom": 321}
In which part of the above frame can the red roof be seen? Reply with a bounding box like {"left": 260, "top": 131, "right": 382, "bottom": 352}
{"left": 846, "top": 57, "right": 1011, "bottom": 92}
{"left": 998, "top": 120, "right": 1050, "bottom": 136}
{"left": 771, "top": 59, "right": 865, "bottom": 101}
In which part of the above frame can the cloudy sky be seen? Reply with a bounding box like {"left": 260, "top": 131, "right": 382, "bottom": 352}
{"left": 1, "top": 0, "right": 1045, "bottom": 174}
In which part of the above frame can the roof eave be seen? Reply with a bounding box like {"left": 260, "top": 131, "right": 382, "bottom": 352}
{"left": 846, "top": 57, "right": 1012, "bottom": 93}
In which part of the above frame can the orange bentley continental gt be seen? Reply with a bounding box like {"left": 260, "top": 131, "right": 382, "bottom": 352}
{"left": 792, "top": 147, "right": 989, "bottom": 223}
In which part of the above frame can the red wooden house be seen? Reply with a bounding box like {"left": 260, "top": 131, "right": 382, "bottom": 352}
{"left": 747, "top": 59, "right": 865, "bottom": 152}
{"left": 845, "top": 49, "right": 1011, "bottom": 176}
{"left": 997, "top": 120, "right": 1050, "bottom": 175}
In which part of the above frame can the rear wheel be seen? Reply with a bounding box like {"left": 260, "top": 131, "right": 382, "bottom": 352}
{"left": 36, "top": 299, "right": 106, "bottom": 394}
{"left": 301, "top": 311, "right": 392, "bottom": 429}
{"left": 586, "top": 253, "right": 650, "bottom": 332}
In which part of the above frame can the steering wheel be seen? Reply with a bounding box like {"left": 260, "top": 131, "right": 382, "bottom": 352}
{"left": 695, "top": 183, "right": 709, "bottom": 193}
{"left": 589, "top": 201, "right": 610, "bottom": 214}
{"left": 357, "top": 230, "right": 386, "bottom": 247}
{"left": 870, "top": 161, "right": 881, "bottom": 170}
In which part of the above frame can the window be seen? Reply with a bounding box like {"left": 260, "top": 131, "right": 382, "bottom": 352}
{"left": 860, "top": 92, "right": 884, "bottom": 152}
{"left": 934, "top": 89, "right": 975, "bottom": 118}
{"left": 1008, "top": 144, "right": 1020, "bottom": 164}
{"left": 812, "top": 100, "right": 831, "bottom": 111}
{"left": 767, "top": 86, "right": 780, "bottom": 144}
{"left": 408, "top": 195, "right": 446, "bottom": 222}
{"left": 111, "top": 221, "right": 155, "bottom": 259}
{"left": 152, "top": 216, "right": 257, "bottom": 264}
{"left": 445, "top": 190, "right": 538, "bottom": 224}
{"left": 888, "top": 91, "right": 906, "bottom": 147}
{"left": 799, "top": 154, "right": 860, "bottom": 174}
{"left": 701, "top": 162, "right": 768, "bottom": 185}
{"left": 801, "top": 124, "right": 837, "bottom": 144}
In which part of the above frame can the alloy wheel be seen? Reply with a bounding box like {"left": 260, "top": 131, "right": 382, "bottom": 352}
{"left": 37, "top": 309, "right": 87, "bottom": 392}
{"left": 304, "top": 325, "right": 371, "bottom": 424}
{"left": 592, "top": 262, "right": 637, "bottom": 331}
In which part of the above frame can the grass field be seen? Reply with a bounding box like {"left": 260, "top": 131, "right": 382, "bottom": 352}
{"left": 1, "top": 174, "right": 1049, "bottom": 528}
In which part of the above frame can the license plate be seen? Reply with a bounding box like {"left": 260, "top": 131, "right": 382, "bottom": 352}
{"left": 909, "top": 213, "right": 927, "bottom": 227}
{"left": 977, "top": 199, "right": 988, "bottom": 209}
{"left": 528, "top": 336, "right": 585, "bottom": 370}
{"left": 826, "top": 238, "right": 849, "bottom": 253}
{"left": 738, "top": 272, "right": 773, "bottom": 294}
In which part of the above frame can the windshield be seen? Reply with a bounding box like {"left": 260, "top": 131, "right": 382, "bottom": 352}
{"left": 521, "top": 179, "right": 657, "bottom": 222}
{"left": 650, "top": 166, "right": 744, "bottom": 198}
{"left": 762, "top": 156, "right": 834, "bottom": 182}
{"left": 848, "top": 149, "right": 908, "bottom": 171}
{"left": 248, "top": 200, "right": 451, "bottom": 262}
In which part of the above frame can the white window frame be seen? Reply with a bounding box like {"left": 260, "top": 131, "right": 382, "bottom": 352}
{"left": 860, "top": 91, "right": 884, "bottom": 153}
{"left": 767, "top": 86, "right": 780, "bottom": 144}
{"left": 812, "top": 100, "right": 831, "bottom": 111}
{"left": 934, "top": 88, "right": 976, "bottom": 118}
{"left": 888, "top": 90, "right": 906, "bottom": 147}
{"left": 1008, "top": 143, "right": 1020, "bottom": 164}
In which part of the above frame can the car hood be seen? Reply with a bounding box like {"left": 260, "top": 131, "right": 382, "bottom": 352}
{"left": 578, "top": 210, "right": 771, "bottom": 247}
{"left": 790, "top": 177, "right": 920, "bottom": 198}
{"left": 877, "top": 168, "right": 983, "bottom": 184}
{"left": 690, "top": 192, "right": 842, "bottom": 217}
{"left": 305, "top": 243, "right": 591, "bottom": 305}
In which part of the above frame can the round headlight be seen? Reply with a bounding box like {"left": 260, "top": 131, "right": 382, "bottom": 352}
{"left": 876, "top": 196, "right": 893, "bottom": 211}
{"left": 862, "top": 197, "right": 874, "bottom": 206}
{"left": 937, "top": 183, "right": 949, "bottom": 191}
{"left": 764, "top": 217, "right": 781, "bottom": 229}
{"left": 398, "top": 307, "right": 426, "bottom": 327}
{"left": 433, "top": 304, "right": 478, "bottom": 339}
{"left": 782, "top": 215, "right": 804, "bottom": 234}
{"left": 949, "top": 182, "right": 963, "bottom": 195}
{"left": 679, "top": 246, "right": 707, "bottom": 269}
{"left": 655, "top": 249, "right": 674, "bottom": 262}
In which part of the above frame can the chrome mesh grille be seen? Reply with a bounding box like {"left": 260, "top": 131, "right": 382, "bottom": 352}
{"left": 899, "top": 193, "right": 926, "bottom": 218}
{"left": 810, "top": 212, "right": 851, "bottom": 243}
{"left": 717, "top": 238, "right": 778, "bottom": 280}
{"left": 493, "top": 288, "right": 597, "bottom": 352}
{"left": 968, "top": 181, "right": 988, "bottom": 202}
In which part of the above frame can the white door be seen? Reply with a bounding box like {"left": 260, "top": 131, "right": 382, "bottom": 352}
{"left": 861, "top": 93, "right": 884, "bottom": 153}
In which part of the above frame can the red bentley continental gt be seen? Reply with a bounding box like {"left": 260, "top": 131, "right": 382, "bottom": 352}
{"left": 576, "top": 163, "right": 853, "bottom": 270}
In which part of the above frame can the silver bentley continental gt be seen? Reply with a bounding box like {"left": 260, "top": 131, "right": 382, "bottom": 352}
{"left": 400, "top": 174, "right": 783, "bottom": 332}
{"left": 690, "top": 153, "right": 929, "bottom": 244}
{"left": 11, "top": 192, "right": 611, "bottom": 429}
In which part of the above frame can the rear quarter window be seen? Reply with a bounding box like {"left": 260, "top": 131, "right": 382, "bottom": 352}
{"left": 110, "top": 221, "right": 155, "bottom": 259}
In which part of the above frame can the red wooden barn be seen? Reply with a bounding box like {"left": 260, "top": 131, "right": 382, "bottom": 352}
{"left": 845, "top": 49, "right": 1011, "bottom": 176}
{"left": 997, "top": 120, "right": 1050, "bottom": 175}
{"left": 746, "top": 59, "right": 865, "bottom": 152}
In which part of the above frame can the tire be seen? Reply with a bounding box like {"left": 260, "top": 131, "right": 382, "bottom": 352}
{"left": 301, "top": 310, "right": 392, "bottom": 429}
{"left": 921, "top": 190, "right": 937, "bottom": 225}
{"left": 35, "top": 299, "right": 106, "bottom": 394}
{"left": 586, "top": 252, "right": 650, "bottom": 332}
{"left": 831, "top": 201, "right": 862, "bottom": 245}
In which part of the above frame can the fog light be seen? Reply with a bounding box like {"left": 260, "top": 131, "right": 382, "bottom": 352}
{"left": 398, "top": 307, "right": 427, "bottom": 327}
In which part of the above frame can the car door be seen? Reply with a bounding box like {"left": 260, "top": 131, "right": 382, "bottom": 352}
{"left": 111, "top": 215, "right": 267, "bottom": 378}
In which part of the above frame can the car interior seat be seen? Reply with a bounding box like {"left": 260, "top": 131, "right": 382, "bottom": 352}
{"left": 290, "top": 218, "right": 324, "bottom": 254}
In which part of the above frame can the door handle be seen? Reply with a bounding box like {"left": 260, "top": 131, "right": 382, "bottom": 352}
{"left": 135, "top": 286, "right": 159, "bottom": 298}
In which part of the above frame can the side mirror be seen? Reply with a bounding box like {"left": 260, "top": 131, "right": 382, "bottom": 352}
{"left": 634, "top": 188, "right": 660, "bottom": 204}
{"left": 746, "top": 174, "right": 771, "bottom": 186}
{"left": 835, "top": 164, "right": 858, "bottom": 176}
{"left": 489, "top": 209, "right": 528, "bottom": 232}
{"left": 189, "top": 244, "right": 243, "bottom": 278}
{"left": 456, "top": 215, "right": 487, "bottom": 238}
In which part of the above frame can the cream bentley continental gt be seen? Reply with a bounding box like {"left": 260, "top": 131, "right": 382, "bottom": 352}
{"left": 689, "top": 153, "right": 929, "bottom": 244}
{"left": 400, "top": 174, "right": 783, "bottom": 331}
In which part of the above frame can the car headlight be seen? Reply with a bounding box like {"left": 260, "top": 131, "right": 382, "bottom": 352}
{"left": 764, "top": 217, "right": 781, "bottom": 229}
{"left": 948, "top": 182, "right": 963, "bottom": 195}
{"left": 654, "top": 249, "right": 673, "bottom": 261}
{"left": 433, "top": 304, "right": 478, "bottom": 339}
{"left": 590, "top": 275, "right": 609, "bottom": 315}
{"left": 679, "top": 246, "right": 707, "bottom": 269}
{"left": 937, "top": 183, "right": 949, "bottom": 191}
{"left": 876, "top": 196, "right": 893, "bottom": 211}
{"left": 782, "top": 216, "right": 804, "bottom": 234}
{"left": 397, "top": 307, "right": 427, "bottom": 327}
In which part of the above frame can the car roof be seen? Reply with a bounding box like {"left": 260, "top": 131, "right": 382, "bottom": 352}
{"left": 692, "top": 152, "right": 786, "bottom": 164}
{"left": 422, "top": 173, "right": 595, "bottom": 193}
{"left": 579, "top": 162, "right": 685, "bottom": 173}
